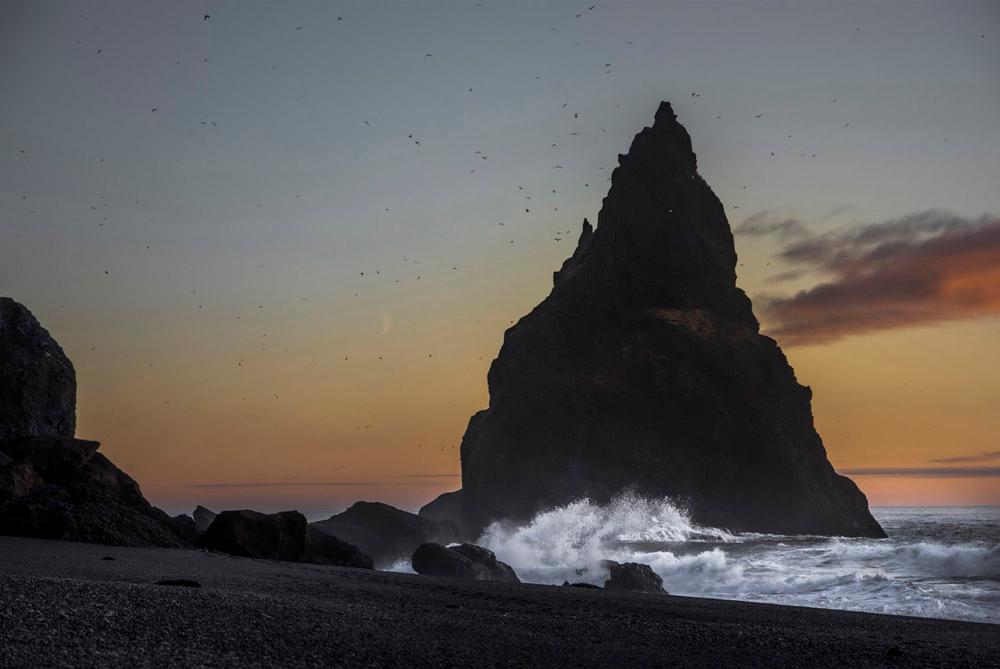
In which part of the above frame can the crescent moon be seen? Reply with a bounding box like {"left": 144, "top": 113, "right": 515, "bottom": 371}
{"left": 379, "top": 310, "right": 391, "bottom": 336}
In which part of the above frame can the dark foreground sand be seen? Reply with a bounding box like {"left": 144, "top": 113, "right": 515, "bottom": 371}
{"left": 0, "top": 537, "right": 996, "bottom": 668}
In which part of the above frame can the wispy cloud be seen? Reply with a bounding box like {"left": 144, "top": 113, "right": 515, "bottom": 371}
{"left": 734, "top": 211, "right": 810, "bottom": 239}
{"left": 182, "top": 481, "right": 382, "bottom": 489}
{"left": 180, "top": 467, "right": 462, "bottom": 488}
{"left": 749, "top": 210, "right": 1000, "bottom": 345}
{"left": 182, "top": 472, "right": 461, "bottom": 489}
{"left": 388, "top": 473, "right": 461, "bottom": 478}
{"left": 929, "top": 451, "right": 1000, "bottom": 464}
{"left": 764, "top": 270, "right": 803, "bottom": 284}
{"left": 841, "top": 467, "right": 1000, "bottom": 478}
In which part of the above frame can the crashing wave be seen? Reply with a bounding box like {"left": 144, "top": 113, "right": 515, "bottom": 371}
{"left": 469, "top": 498, "right": 999, "bottom": 623}
{"left": 476, "top": 492, "right": 736, "bottom": 585}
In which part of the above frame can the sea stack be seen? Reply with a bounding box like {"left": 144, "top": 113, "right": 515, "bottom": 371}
{"left": 458, "top": 102, "right": 885, "bottom": 538}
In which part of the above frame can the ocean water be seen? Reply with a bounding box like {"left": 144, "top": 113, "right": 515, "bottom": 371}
{"left": 470, "top": 495, "right": 1000, "bottom": 624}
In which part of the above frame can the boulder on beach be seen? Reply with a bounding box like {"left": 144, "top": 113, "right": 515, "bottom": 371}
{"left": 603, "top": 561, "right": 667, "bottom": 594}
{"left": 198, "top": 509, "right": 374, "bottom": 567}
{"left": 198, "top": 509, "right": 308, "bottom": 561}
{"left": 0, "top": 436, "right": 188, "bottom": 547}
{"left": 411, "top": 542, "right": 520, "bottom": 582}
{"left": 0, "top": 298, "right": 76, "bottom": 441}
{"left": 459, "top": 102, "right": 885, "bottom": 539}
{"left": 314, "top": 501, "right": 463, "bottom": 567}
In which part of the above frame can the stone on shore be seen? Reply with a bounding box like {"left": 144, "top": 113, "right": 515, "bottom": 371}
{"left": 314, "top": 501, "right": 463, "bottom": 568}
{"left": 603, "top": 560, "right": 667, "bottom": 594}
{"left": 411, "top": 542, "right": 520, "bottom": 582}
{"left": 198, "top": 509, "right": 308, "bottom": 561}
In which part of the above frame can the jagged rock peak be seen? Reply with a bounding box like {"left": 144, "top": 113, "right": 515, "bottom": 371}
{"left": 616, "top": 100, "right": 698, "bottom": 175}
{"left": 548, "top": 101, "right": 743, "bottom": 321}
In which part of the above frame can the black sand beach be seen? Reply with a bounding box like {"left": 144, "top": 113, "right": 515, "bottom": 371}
{"left": 0, "top": 536, "right": 996, "bottom": 668}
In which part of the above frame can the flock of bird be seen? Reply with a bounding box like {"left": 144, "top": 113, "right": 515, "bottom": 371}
{"left": 9, "top": 5, "right": 989, "bottom": 448}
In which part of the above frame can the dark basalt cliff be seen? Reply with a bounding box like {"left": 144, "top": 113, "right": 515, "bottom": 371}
{"left": 459, "top": 102, "right": 885, "bottom": 538}
{"left": 0, "top": 297, "right": 188, "bottom": 547}
{"left": 0, "top": 298, "right": 76, "bottom": 441}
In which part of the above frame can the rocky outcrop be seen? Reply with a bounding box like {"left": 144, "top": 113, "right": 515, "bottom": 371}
{"left": 418, "top": 489, "right": 467, "bottom": 533}
{"left": 193, "top": 505, "right": 216, "bottom": 536}
{"left": 198, "top": 510, "right": 308, "bottom": 561}
{"left": 168, "top": 513, "right": 197, "bottom": 542}
{"left": 313, "top": 501, "right": 463, "bottom": 568}
{"left": 305, "top": 525, "right": 374, "bottom": 569}
{"left": 459, "top": 102, "right": 885, "bottom": 538}
{"left": 411, "top": 542, "right": 520, "bottom": 582}
{"left": 197, "top": 509, "right": 374, "bottom": 567}
{"left": 0, "top": 436, "right": 187, "bottom": 547}
{"left": 603, "top": 561, "right": 667, "bottom": 594}
{"left": 0, "top": 298, "right": 76, "bottom": 441}
{"left": 0, "top": 297, "right": 189, "bottom": 547}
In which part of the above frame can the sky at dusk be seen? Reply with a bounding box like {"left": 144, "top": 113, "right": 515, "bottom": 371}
{"left": 2, "top": 1, "right": 998, "bottom": 516}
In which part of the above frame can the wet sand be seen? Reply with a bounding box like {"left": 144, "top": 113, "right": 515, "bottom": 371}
{"left": 0, "top": 536, "right": 996, "bottom": 668}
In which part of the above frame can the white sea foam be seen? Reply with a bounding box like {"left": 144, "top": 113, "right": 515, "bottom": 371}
{"left": 471, "top": 497, "right": 1000, "bottom": 624}
{"left": 476, "top": 492, "right": 737, "bottom": 585}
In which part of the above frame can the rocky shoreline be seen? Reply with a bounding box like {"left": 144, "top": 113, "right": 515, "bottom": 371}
{"left": 1, "top": 536, "right": 996, "bottom": 668}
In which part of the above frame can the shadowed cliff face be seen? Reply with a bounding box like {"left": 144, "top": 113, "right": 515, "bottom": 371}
{"left": 0, "top": 298, "right": 76, "bottom": 441}
{"left": 460, "top": 101, "right": 885, "bottom": 538}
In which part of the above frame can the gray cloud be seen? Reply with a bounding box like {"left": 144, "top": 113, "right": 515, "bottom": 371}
{"left": 756, "top": 211, "right": 1000, "bottom": 345}
{"left": 182, "top": 475, "right": 457, "bottom": 489}
{"left": 764, "top": 270, "right": 804, "bottom": 284}
{"left": 734, "top": 211, "right": 810, "bottom": 239}
{"left": 929, "top": 451, "right": 1000, "bottom": 464}
{"left": 182, "top": 481, "right": 382, "bottom": 489}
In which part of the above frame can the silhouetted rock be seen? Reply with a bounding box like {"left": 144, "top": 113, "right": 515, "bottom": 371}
{"left": 603, "top": 561, "right": 667, "bottom": 594}
{"left": 168, "top": 513, "right": 197, "bottom": 542}
{"left": 198, "top": 510, "right": 307, "bottom": 561}
{"left": 460, "top": 102, "right": 885, "bottom": 539}
{"left": 0, "top": 437, "right": 187, "bottom": 547}
{"left": 411, "top": 542, "right": 520, "bottom": 582}
{"left": 418, "top": 489, "right": 468, "bottom": 534}
{"left": 313, "top": 501, "right": 463, "bottom": 568}
{"left": 0, "top": 300, "right": 187, "bottom": 547}
{"left": 304, "top": 525, "right": 374, "bottom": 569}
{"left": 562, "top": 581, "right": 602, "bottom": 589}
{"left": 0, "top": 298, "right": 76, "bottom": 441}
{"left": 192, "top": 505, "right": 216, "bottom": 536}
